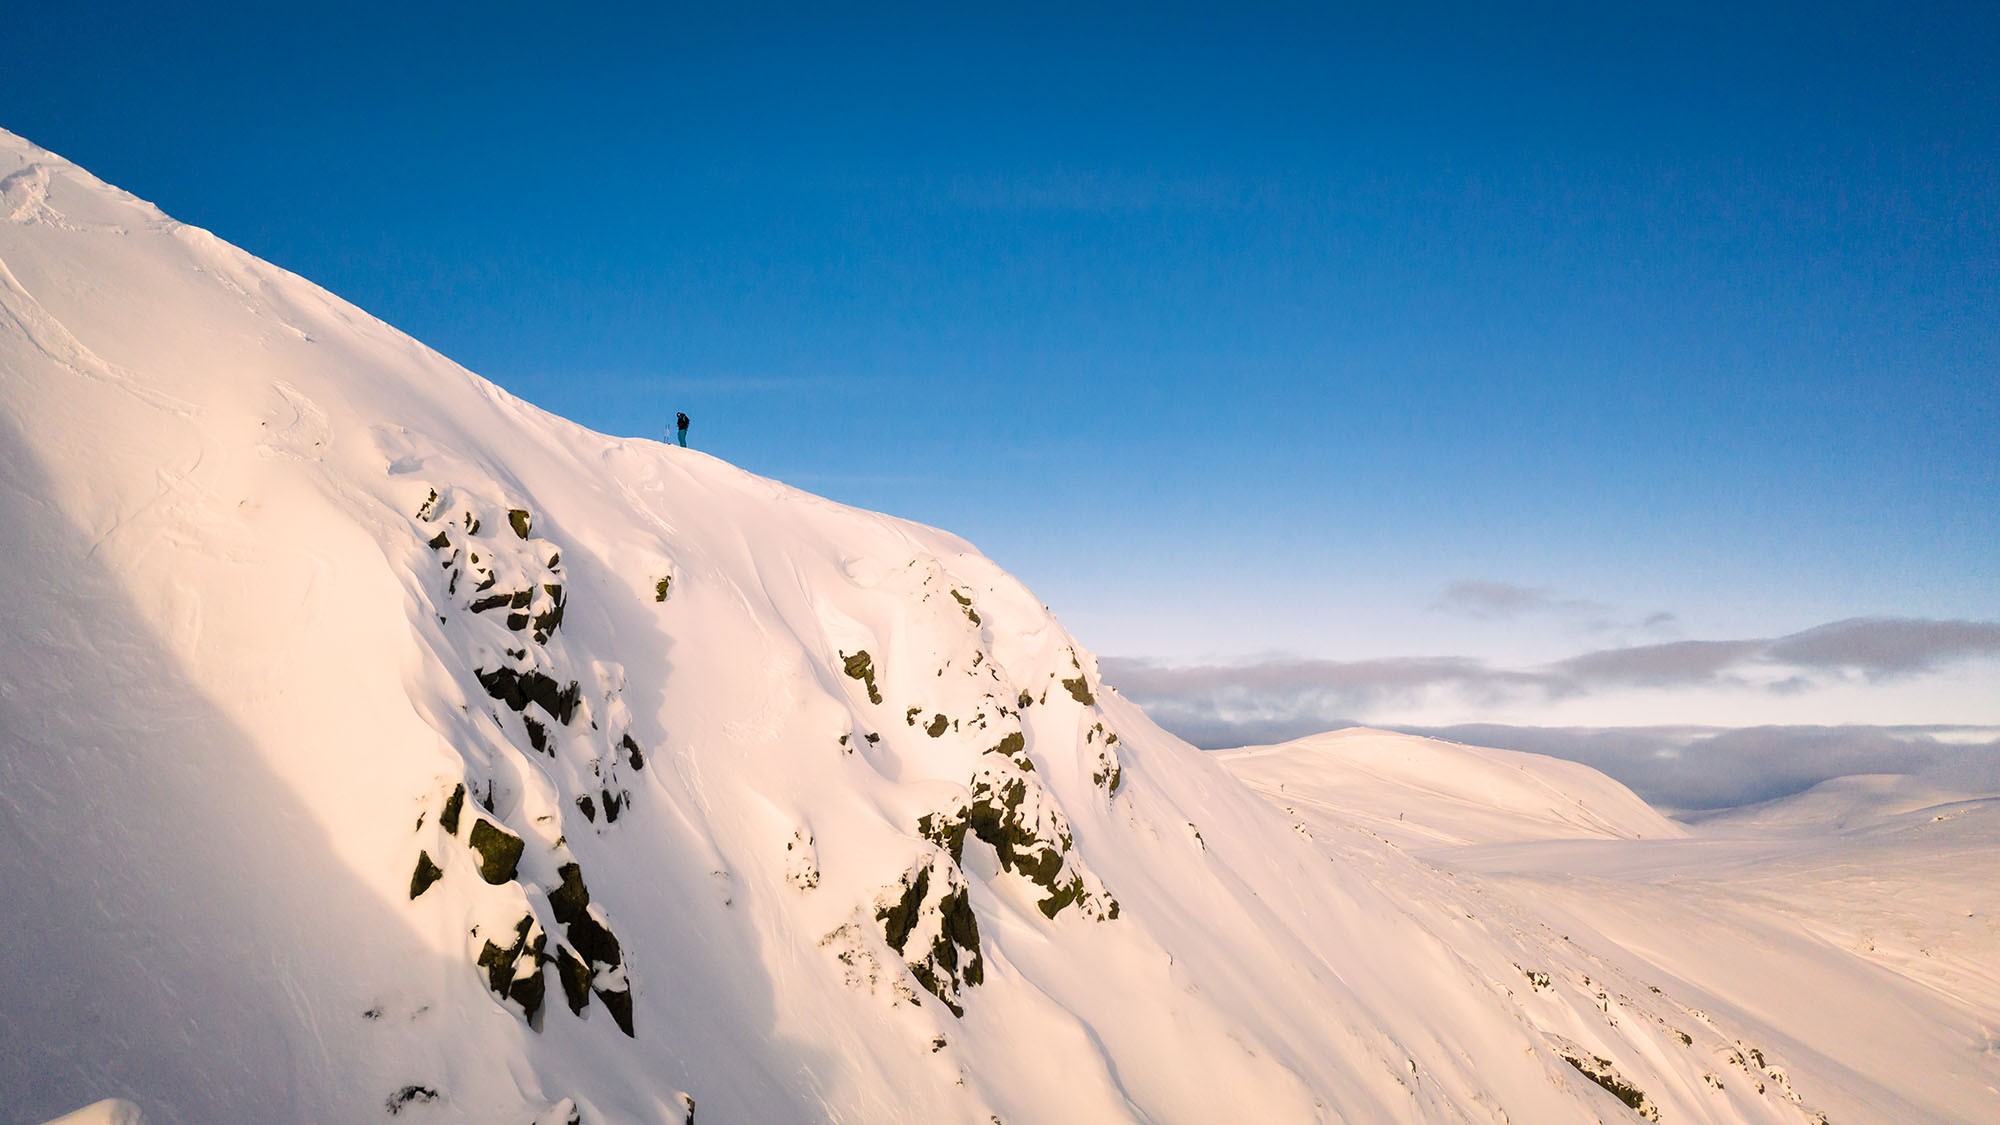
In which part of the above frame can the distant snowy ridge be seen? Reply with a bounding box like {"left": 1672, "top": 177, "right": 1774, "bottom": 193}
{"left": 2, "top": 125, "right": 1992, "bottom": 1123}
{"left": 1218, "top": 728, "right": 1684, "bottom": 849}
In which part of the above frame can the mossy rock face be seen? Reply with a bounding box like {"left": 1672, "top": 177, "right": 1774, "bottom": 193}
{"left": 1060, "top": 675, "right": 1095, "bottom": 705}
{"left": 966, "top": 775, "right": 1064, "bottom": 885}
{"left": 508, "top": 508, "right": 533, "bottom": 539}
{"left": 841, "top": 650, "right": 883, "bottom": 704}
{"left": 467, "top": 818, "right": 525, "bottom": 884}
{"left": 925, "top": 713, "right": 949, "bottom": 738}
{"left": 875, "top": 856, "right": 983, "bottom": 1017}
{"left": 409, "top": 851, "right": 444, "bottom": 899}
{"left": 654, "top": 576, "right": 672, "bottom": 601}
{"left": 953, "top": 746, "right": 1118, "bottom": 921}
{"left": 950, "top": 589, "right": 981, "bottom": 626}
{"left": 878, "top": 865, "right": 930, "bottom": 953}
{"left": 938, "top": 886, "right": 983, "bottom": 987}
{"left": 918, "top": 810, "right": 969, "bottom": 864}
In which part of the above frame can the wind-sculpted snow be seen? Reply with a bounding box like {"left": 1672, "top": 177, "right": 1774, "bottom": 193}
{"left": 3, "top": 124, "right": 1995, "bottom": 1124}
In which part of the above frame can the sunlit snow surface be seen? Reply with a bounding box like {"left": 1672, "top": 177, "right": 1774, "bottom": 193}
{"left": 1, "top": 127, "right": 1994, "bottom": 1123}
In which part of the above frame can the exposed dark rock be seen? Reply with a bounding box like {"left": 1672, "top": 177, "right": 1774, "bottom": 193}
{"left": 576, "top": 794, "right": 597, "bottom": 822}
{"left": 925, "top": 713, "right": 949, "bottom": 738}
{"left": 655, "top": 576, "right": 671, "bottom": 601}
{"left": 524, "top": 714, "right": 551, "bottom": 755}
{"left": 556, "top": 945, "right": 592, "bottom": 1016}
{"left": 508, "top": 508, "right": 533, "bottom": 539}
{"left": 409, "top": 851, "right": 443, "bottom": 899}
{"left": 595, "top": 984, "right": 635, "bottom": 1037}
{"left": 531, "top": 583, "right": 566, "bottom": 642}
{"left": 386, "top": 1085, "right": 440, "bottom": 1114}
{"left": 841, "top": 650, "right": 882, "bottom": 704}
{"left": 439, "top": 784, "right": 466, "bottom": 836}
{"left": 918, "top": 810, "right": 968, "bottom": 864}
{"left": 1559, "top": 1050, "right": 1661, "bottom": 1121}
{"left": 475, "top": 665, "right": 580, "bottom": 724}
{"left": 565, "top": 911, "right": 622, "bottom": 970}
{"left": 620, "top": 733, "right": 645, "bottom": 770}
{"left": 549, "top": 863, "right": 591, "bottom": 925}
{"left": 875, "top": 856, "right": 984, "bottom": 1017}
{"left": 1060, "top": 675, "right": 1094, "bottom": 705}
{"left": 878, "top": 866, "right": 929, "bottom": 954}
{"left": 467, "top": 818, "right": 525, "bottom": 884}
{"left": 476, "top": 914, "right": 548, "bottom": 1025}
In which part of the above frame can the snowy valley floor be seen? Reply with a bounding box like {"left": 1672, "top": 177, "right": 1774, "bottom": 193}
{"left": 1220, "top": 730, "right": 2000, "bottom": 1123}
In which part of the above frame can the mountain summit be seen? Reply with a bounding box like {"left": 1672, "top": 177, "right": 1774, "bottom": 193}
{"left": 2, "top": 128, "right": 1988, "bottom": 1124}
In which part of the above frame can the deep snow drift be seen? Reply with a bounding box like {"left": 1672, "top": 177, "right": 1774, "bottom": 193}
{"left": 2, "top": 127, "right": 1994, "bottom": 1123}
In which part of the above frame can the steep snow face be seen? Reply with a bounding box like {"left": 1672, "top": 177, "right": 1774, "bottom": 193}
{"left": 0, "top": 126, "right": 1975, "bottom": 1124}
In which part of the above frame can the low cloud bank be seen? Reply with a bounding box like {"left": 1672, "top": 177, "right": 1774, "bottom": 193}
{"left": 1104, "top": 617, "right": 2000, "bottom": 718}
{"left": 1402, "top": 724, "right": 2000, "bottom": 811}
{"left": 1104, "top": 614, "right": 2000, "bottom": 810}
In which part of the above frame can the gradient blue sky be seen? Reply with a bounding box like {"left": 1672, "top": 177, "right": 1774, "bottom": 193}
{"left": 5, "top": 1, "right": 1995, "bottom": 735}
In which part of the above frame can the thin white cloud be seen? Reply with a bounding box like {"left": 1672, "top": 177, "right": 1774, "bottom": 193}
{"left": 1429, "top": 579, "right": 1677, "bottom": 638}
{"left": 1430, "top": 580, "right": 1602, "bottom": 621}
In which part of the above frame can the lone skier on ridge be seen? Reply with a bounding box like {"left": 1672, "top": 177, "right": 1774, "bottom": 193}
{"left": 675, "top": 412, "right": 689, "bottom": 448}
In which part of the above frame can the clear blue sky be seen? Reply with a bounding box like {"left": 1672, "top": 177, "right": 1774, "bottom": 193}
{"left": 5, "top": 2, "right": 1995, "bottom": 729}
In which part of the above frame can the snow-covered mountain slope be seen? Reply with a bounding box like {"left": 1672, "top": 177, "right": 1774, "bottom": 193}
{"left": 1217, "top": 728, "right": 1685, "bottom": 849}
{"left": 1, "top": 126, "right": 1991, "bottom": 1124}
